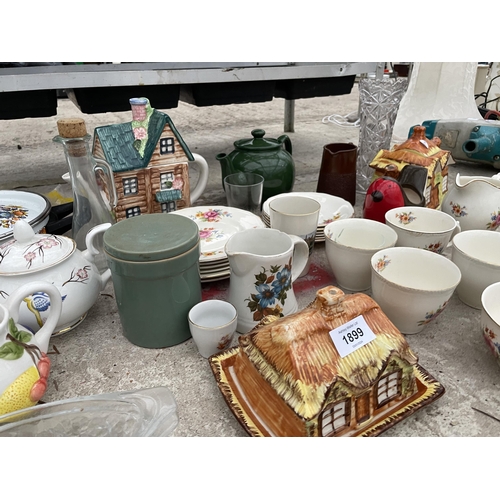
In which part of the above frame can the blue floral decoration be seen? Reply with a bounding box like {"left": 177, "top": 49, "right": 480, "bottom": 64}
{"left": 255, "top": 284, "right": 277, "bottom": 309}
{"left": 272, "top": 268, "right": 292, "bottom": 294}
{"left": 31, "top": 291, "right": 67, "bottom": 311}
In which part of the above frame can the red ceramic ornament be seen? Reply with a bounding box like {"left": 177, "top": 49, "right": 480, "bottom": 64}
{"left": 363, "top": 177, "right": 405, "bottom": 223}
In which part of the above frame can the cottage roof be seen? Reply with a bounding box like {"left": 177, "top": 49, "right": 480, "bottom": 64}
{"left": 93, "top": 109, "right": 194, "bottom": 173}
{"left": 369, "top": 125, "right": 449, "bottom": 175}
{"left": 240, "top": 286, "right": 418, "bottom": 420}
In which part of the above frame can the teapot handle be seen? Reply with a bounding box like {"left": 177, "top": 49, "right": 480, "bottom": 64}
{"left": 4, "top": 282, "right": 62, "bottom": 351}
{"left": 277, "top": 135, "right": 293, "bottom": 155}
{"left": 93, "top": 156, "right": 118, "bottom": 211}
{"left": 189, "top": 153, "right": 209, "bottom": 204}
{"left": 83, "top": 223, "right": 113, "bottom": 288}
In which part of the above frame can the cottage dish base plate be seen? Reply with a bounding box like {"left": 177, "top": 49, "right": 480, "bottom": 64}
{"left": 209, "top": 347, "right": 445, "bottom": 437}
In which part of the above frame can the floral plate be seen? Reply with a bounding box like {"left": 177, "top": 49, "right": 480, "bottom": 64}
{"left": 174, "top": 206, "right": 266, "bottom": 263}
{"left": 0, "top": 190, "right": 51, "bottom": 245}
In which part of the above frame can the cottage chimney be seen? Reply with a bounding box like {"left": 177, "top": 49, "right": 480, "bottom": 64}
{"left": 129, "top": 97, "right": 148, "bottom": 122}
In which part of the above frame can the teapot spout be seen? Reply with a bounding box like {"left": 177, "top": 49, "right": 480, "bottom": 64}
{"left": 216, "top": 153, "right": 233, "bottom": 181}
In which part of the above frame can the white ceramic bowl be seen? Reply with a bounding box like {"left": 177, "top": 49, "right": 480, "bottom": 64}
{"left": 385, "top": 206, "right": 461, "bottom": 254}
{"left": 481, "top": 282, "right": 500, "bottom": 366}
{"left": 324, "top": 218, "right": 398, "bottom": 291}
{"left": 451, "top": 230, "right": 500, "bottom": 309}
{"left": 371, "top": 247, "right": 461, "bottom": 334}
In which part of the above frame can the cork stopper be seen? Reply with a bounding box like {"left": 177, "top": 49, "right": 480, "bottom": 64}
{"left": 57, "top": 118, "right": 87, "bottom": 138}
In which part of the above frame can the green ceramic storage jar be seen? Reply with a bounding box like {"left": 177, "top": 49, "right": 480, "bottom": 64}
{"left": 103, "top": 213, "right": 202, "bottom": 348}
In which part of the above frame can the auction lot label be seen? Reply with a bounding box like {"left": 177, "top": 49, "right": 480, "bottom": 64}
{"left": 329, "top": 315, "right": 376, "bottom": 358}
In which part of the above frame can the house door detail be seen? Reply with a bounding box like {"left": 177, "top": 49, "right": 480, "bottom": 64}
{"left": 161, "top": 201, "right": 177, "bottom": 213}
{"left": 355, "top": 392, "right": 371, "bottom": 424}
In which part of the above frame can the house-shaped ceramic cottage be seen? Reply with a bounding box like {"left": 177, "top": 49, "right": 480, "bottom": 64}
{"left": 92, "top": 98, "right": 196, "bottom": 222}
{"left": 369, "top": 126, "right": 450, "bottom": 210}
{"left": 210, "top": 286, "right": 445, "bottom": 437}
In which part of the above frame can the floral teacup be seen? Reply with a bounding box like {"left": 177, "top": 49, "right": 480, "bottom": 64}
{"left": 385, "top": 206, "right": 461, "bottom": 255}
{"left": 371, "top": 247, "right": 461, "bottom": 334}
{"left": 481, "top": 282, "right": 500, "bottom": 366}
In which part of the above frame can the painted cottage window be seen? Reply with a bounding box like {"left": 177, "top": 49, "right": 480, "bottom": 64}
{"left": 160, "top": 137, "right": 175, "bottom": 155}
{"left": 126, "top": 206, "right": 141, "bottom": 218}
{"left": 320, "top": 398, "right": 351, "bottom": 436}
{"left": 160, "top": 172, "right": 175, "bottom": 190}
{"left": 425, "top": 185, "right": 431, "bottom": 205}
{"left": 123, "top": 177, "right": 138, "bottom": 196}
{"left": 442, "top": 174, "right": 448, "bottom": 193}
{"left": 161, "top": 201, "right": 177, "bottom": 213}
{"left": 377, "top": 370, "right": 401, "bottom": 407}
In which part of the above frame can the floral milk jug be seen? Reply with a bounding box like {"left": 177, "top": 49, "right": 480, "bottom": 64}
{"left": 225, "top": 228, "right": 309, "bottom": 333}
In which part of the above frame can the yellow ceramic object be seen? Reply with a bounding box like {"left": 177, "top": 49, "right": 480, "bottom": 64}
{"left": 0, "top": 282, "right": 62, "bottom": 417}
{"left": 0, "top": 366, "right": 39, "bottom": 415}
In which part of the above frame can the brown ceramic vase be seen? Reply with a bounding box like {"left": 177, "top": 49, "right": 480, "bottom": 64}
{"left": 316, "top": 143, "right": 357, "bottom": 205}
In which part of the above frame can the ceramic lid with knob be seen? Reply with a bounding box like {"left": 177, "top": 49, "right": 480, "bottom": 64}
{"left": 0, "top": 219, "right": 75, "bottom": 275}
{"left": 234, "top": 129, "right": 287, "bottom": 152}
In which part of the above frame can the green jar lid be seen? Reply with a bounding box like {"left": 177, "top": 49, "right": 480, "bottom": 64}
{"left": 103, "top": 213, "right": 199, "bottom": 262}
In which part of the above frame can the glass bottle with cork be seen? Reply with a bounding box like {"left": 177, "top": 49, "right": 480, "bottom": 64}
{"left": 53, "top": 118, "right": 116, "bottom": 272}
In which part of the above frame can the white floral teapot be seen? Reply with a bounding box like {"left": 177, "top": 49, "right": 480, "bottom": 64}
{"left": 441, "top": 173, "right": 500, "bottom": 232}
{"left": 0, "top": 281, "right": 62, "bottom": 416}
{"left": 0, "top": 220, "right": 111, "bottom": 336}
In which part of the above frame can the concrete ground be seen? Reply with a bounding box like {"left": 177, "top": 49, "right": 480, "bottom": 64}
{"left": 1, "top": 86, "right": 500, "bottom": 437}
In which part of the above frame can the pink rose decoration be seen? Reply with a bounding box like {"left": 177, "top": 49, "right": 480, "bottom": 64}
{"left": 173, "top": 177, "right": 184, "bottom": 190}
{"left": 203, "top": 211, "right": 219, "bottom": 221}
{"left": 133, "top": 127, "right": 147, "bottom": 140}
{"left": 199, "top": 229, "right": 213, "bottom": 240}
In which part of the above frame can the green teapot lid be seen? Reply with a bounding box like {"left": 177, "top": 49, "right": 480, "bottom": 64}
{"left": 103, "top": 213, "right": 199, "bottom": 262}
{"left": 234, "top": 129, "right": 283, "bottom": 151}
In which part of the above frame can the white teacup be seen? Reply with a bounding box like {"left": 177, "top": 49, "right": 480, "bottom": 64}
{"left": 371, "top": 247, "right": 461, "bottom": 334}
{"left": 188, "top": 300, "right": 237, "bottom": 358}
{"left": 324, "top": 218, "right": 398, "bottom": 291}
{"left": 385, "top": 206, "right": 461, "bottom": 254}
{"left": 451, "top": 230, "right": 500, "bottom": 309}
{"left": 269, "top": 195, "right": 321, "bottom": 277}
{"left": 481, "top": 282, "right": 500, "bottom": 366}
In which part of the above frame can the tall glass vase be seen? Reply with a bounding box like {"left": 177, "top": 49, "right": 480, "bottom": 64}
{"left": 356, "top": 77, "right": 408, "bottom": 194}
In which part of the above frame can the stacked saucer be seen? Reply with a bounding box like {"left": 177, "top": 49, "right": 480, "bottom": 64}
{"left": 174, "top": 205, "right": 265, "bottom": 282}
{"left": 262, "top": 192, "right": 354, "bottom": 242}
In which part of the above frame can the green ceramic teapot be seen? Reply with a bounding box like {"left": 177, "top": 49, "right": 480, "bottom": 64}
{"left": 216, "top": 129, "right": 295, "bottom": 202}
